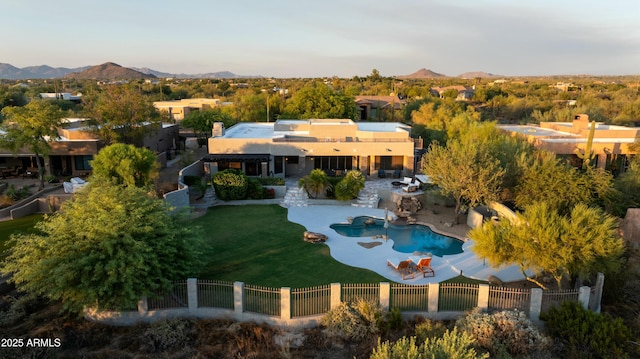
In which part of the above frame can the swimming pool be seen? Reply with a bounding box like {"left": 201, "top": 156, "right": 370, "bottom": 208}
{"left": 330, "top": 216, "right": 463, "bottom": 257}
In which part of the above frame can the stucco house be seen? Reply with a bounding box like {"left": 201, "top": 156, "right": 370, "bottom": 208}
{"left": 499, "top": 114, "right": 639, "bottom": 175}
{"left": 153, "top": 98, "right": 223, "bottom": 121}
{"left": 205, "top": 119, "right": 417, "bottom": 178}
{"left": 0, "top": 118, "right": 179, "bottom": 178}
{"left": 354, "top": 95, "right": 404, "bottom": 121}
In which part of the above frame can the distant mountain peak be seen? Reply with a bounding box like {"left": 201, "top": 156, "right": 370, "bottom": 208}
{"left": 397, "top": 68, "right": 447, "bottom": 79}
{"left": 457, "top": 71, "right": 502, "bottom": 79}
{"left": 65, "top": 62, "right": 156, "bottom": 80}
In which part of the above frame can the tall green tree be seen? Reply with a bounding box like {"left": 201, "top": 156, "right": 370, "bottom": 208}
{"left": 469, "top": 202, "right": 624, "bottom": 289}
{"left": 182, "top": 108, "right": 236, "bottom": 145}
{"left": 334, "top": 170, "right": 365, "bottom": 201}
{"left": 0, "top": 100, "right": 65, "bottom": 189}
{"left": 422, "top": 138, "right": 504, "bottom": 224}
{"left": 282, "top": 81, "right": 357, "bottom": 120}
{"left": 514, "top": 151, "right": 612, "bottom": 213}
{"left": 83, "top": 85, "right": 160, "bottom": 145}
{"left": 89, "top": 143, "right": 159, "bottom": 189}
{"left": 0, "top": 181, "right": 202, "bottom": 313}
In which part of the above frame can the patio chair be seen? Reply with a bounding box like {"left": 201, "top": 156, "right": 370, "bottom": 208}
{"left": 393, "top": 169, "right": 402, "bottom": 178}
{"left": 387, "top": 258, "right": 417, "bottom": 280}
{"left": 409, "top": 256, "right": 435, "bottom": 277}
{"left": 378, "top": 169, "right": 386, "bottom": 178}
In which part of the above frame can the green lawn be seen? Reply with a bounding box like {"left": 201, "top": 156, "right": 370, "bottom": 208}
{"left": 194, "top": 204, "right": 387, "bottom": 288}
{"left": 0, "top": 214, "right": 43, "bottom": 255}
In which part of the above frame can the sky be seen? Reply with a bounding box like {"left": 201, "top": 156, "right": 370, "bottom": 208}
{"left": 1, "top": 0, "right": 639, "bottom": 78}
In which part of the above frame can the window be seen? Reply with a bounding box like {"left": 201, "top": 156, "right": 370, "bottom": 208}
{"left": 218, "top": 162, "right": 242, "bottom": 171}
{"left": 285, "top": 156, "right": 299, "bottom": 164}
{"left": 376, "top": 156, "right": 403, "bottom": 170}
{"left": 74, "top": 155, "right": 93, "bottom": 171}
{"left": 274, "top": 156, "right": 283, "bottom": 174}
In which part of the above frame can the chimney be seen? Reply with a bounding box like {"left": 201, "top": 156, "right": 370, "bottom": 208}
{"left": 212, "top": 122, "right": 225, "bottom": 137}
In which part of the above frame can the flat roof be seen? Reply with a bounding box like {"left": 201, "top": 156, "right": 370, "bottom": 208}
{"left": 357, "top": 122, "right": 410, "bottom": 132}
{"left": 221, "top": 121, "right": 411, "bottom": 139}
{"left": 498, "top": 125, "right": 575, "bottom": 138}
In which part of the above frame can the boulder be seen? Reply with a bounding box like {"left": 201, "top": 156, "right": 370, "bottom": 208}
{"left": 303, "top": 231, "right": 328, "bottom": 244}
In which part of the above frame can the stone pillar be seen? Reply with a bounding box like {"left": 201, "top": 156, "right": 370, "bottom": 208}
{"left": 330, "top": 283, "right": 342, "bottom": 309}
{"left": 529, "top": 288, "right": 543, "bottom": 321}
{"left": 578, "top": 286, "right": 591, "bottom": 310}
{"left": 428, "top": 283, "right": 439, "bottom": 313}
{"left": 281, "top": 287, "right": 292, "bottom": 320}
{"left": 477, "top": 284, "right": 489, "bottom": 310}
{"left": 379, "top": 282, "right": 391, "bottom": 311}
{"left": 138, "top": 296, "right": 148, "bottom": 316}
{"left": 187, "top": 278, "right": 198, "bottom": 313}
{"left": 234, "top": 281, "right": 244, "bottom": 314}
{"left": 261, "top": 162, "right": 269, "bottom": 177}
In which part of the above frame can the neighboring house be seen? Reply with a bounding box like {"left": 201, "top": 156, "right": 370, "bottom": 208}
{"left": 206, "top": 119, "right": 416, "bottom": 178}
{"left": 40, "top": 92, "right": 82, "bottom": 103}
{"left": 0, "top": 118, "right": 179, "bottom": 178}
{"left": 153, "top": 98, "right": 222, "bottom": 121}
{"left": 354, "top": 95, "right": 404, "bottom": 121}
{"left": 430, "top": 85, "right": 475, "bottom": 101}
{"left": 499, "top": 114, "right": 639, "bottom": 175}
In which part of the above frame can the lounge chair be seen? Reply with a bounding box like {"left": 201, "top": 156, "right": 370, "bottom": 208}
{"left": 387, "top": 258, "right": 417, "bottom": 280}
{"left": 409, "top": 256, "right": 435, "bottom": 277}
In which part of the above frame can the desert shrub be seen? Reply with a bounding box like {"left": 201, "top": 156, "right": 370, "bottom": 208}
{"left": 257, "top": 177, "right": 285, "bottom": 186}
{"left": 263, "top": 187, "right": 275, "bottom": 199}
{"left": 415, "top": 318, "right": 447, "bottom": 342}
{"left": 182, "top": 175, "right": 201, "bottom": 186}
{"left": 212, "top": 169, "right": 248, "bottom": 200}
{"left": 0, "top": 293, "right": 45, "bottom": 327}
{"left": 456, "top": 308, "right": 550, "bottom": 357}
{"left": 4, "top": 184, "right": 30, "bottom": 201}
{"left": 0, "top": 194, "right": 14, "bottom": 208}
{"left": 383, "top": 307, "right": 404, "bottom": 332}
{"left": 541, "top": 300, "right": 635, "bottom": 359}
{"left": 334, "top": 170, "right": 365, "bottom": 201}
{"left": 142, "top": 318, "right": 195, "bottom": 353}
{"left": 324, "top": 176, "right": 343, "bottom": 198}
{"left": 371, "top": 328, "right": 489, "bottom": 359}
{"left": 247, "top": 178, "right": 264, "bottom": 199}
{"left": 321, "top": 298, "right": 382, "bottom": 342}
{"left": 298, "top": 169, "right": 330, "bottom": 199}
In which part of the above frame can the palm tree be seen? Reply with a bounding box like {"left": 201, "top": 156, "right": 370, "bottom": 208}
{"left": 298, "top": 169, "right": 330, "bottom": 199}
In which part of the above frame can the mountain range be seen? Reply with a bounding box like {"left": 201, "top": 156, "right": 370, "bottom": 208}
{"left": 0, "top": 62, "right": 258, "bottom": 80}
{"left": 0, "top": 62, "right": 499, "bottom": 80}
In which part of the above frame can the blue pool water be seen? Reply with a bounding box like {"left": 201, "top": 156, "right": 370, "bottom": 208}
{"left": 330, "top": 216, "right": 463, "bottom": 257}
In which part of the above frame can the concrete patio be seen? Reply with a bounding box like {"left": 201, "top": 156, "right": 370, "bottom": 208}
{"left": 287, "top": 204, "right": 527, "bottom": 285}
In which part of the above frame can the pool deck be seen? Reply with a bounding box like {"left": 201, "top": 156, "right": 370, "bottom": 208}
{"left": 287, "top": 205, "right": 527, "bottom": 285}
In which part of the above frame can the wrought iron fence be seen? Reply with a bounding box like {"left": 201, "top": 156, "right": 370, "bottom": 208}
{"left": 147, "top": 280, "right": 188, "bottom": 310}
{"left": 541, "top": 289, "right": 579, "bottom": 314}
{"left": 244, "top": 284, "right": 280, "bottom": 316}
{"left": 390, "top": 283, "right": 430, "bottom": 311}
{"left": 488, "top": 286, "right": 531, "bottom": 314}
{"left": 198, "top": 280, "right": 234, "bottom": 309}
{"left": 291, "top": 285, "right": 331, "bottom": 317}
{"left": 341, "top": 283, "right": 380, "bottom": 304}
{"left": 438, "top": 283, "right": 479, "bottom": 312}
